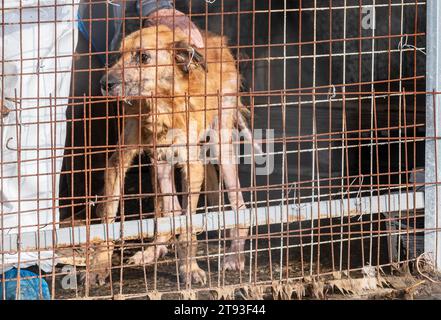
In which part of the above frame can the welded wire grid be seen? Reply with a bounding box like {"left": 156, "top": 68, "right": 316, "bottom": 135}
{"left": 0, "top": 0, "right": 430, "bottom": 300}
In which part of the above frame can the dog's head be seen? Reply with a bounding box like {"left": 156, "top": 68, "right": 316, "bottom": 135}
{"left": 100, "top": 25, "right": 207, "bottom": 98}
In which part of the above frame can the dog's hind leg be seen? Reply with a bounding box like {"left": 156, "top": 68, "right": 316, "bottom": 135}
{"left": 177, "top": 161, "right": 207, "bottom": 285}
{"left": 218, "top": 125, "right": 248, "bottom": 271}
{"left": 221, "top": 163, "right": 248, "bottom": 271}
{"left": 127, "top": 161, "right": 181, "bottom": 265}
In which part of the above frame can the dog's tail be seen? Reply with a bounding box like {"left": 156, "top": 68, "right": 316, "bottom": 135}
{"left": 236, "top": 113, "right": 264, "bottom": 156}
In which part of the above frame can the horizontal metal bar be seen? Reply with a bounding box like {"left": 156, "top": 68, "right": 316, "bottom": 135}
{"left": 1, "top": 191, "right": 424, "bottom": 252}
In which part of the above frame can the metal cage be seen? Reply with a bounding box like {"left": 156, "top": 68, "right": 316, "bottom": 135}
{"left": 1, "top": 0, "right": 438, "bottom": 300}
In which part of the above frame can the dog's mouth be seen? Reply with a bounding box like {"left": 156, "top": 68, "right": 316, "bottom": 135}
{"left": 100, "top": 78, "right": 157, "bottom": 106}
{"left": 101, "top": 83, "right": 151, "bottom": 98}
{"left": 101, "top": 86, "right": 122, "bottom": 97}
{"left": 101, "top": 90, "right": 151, "bottom": 108}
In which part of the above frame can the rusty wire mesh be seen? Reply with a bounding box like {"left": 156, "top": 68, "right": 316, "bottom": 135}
{"left": 0, "top": 0, "right": 431, "bottom": 300}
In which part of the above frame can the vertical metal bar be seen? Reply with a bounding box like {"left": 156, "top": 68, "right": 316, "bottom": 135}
{"left": 425, "top": 1, "right": 441, "bottom": 269}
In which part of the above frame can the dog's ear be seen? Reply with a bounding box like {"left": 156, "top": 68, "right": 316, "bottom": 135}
{"left": 173, "top": 40, "right": 207, "bottom": 74}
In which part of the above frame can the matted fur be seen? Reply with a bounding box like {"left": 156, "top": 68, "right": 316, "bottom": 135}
{"left": 90, "top": 25, "right": 253, "bottom": 286}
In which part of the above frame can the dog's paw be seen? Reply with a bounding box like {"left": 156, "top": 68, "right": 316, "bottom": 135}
{"left": 127, "top": 245, "right": 168, "bottom": 265}
{"left": 179, "top": 264, "right": 207, "bottom": 285}
{"left": 223, "top": 253, "right": 245, "bottom": 271}
{"left": 82, "top": 268, "right": 109, "bottom": 287}
{"left": 81, "top": 257, "right": 111, "bottom": 287}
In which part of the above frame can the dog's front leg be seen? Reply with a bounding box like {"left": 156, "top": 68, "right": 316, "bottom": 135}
{"left": 128, "top": 161, "right": 181, "bottom": 265}
{"left": 177, "top": 161, "right": 206, "bottom": 285}
{"left": 96, "top": 119, "right": 140, "bottom": 222}
{"left": 87, "top": 119, "right": 140, "bottom": 286}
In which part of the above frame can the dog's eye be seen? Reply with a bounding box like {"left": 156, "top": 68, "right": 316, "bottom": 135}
{"left": 134, "top": 51, "right": 151, "bottom": 65}
{"left": 140, "top": 52, "right": 151, "bottom": 64}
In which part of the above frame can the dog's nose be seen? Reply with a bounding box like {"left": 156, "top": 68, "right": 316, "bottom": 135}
{"left": 100, "top": 74, "right": 119, "bottom": 93}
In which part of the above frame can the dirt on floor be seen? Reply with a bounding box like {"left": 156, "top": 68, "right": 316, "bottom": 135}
{"left": 50, "top": 232, "right": 441, "bottom": 300}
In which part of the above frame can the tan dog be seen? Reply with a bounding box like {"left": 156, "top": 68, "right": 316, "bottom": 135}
{"left": 92, "top": 25, "right": 256, "bottom": 285}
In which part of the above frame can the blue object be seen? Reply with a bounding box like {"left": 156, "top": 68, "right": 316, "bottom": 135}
{"left": 0, "top": 268, "right": 50, "bottom": 300}
{"left": 76, "top": 13, "right": 107, "bottom": 65}
{"left": 137, "top": 0, "right": 173, "bottom": 18}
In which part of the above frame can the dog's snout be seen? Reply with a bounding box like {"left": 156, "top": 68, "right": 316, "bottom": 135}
{"left": 100, "top": 74, "right": 119, "bottom": 93}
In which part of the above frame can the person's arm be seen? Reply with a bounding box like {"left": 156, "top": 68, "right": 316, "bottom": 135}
{"left": 137, "top": 1, "right": 204, "bottom": 48}
{"left": 136, "top": 0, "right": 173, "bottom": 17}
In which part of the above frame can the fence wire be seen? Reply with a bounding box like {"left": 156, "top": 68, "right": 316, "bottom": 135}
{"left": 0, "top": 0, "right": 431, "bottom": 299}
